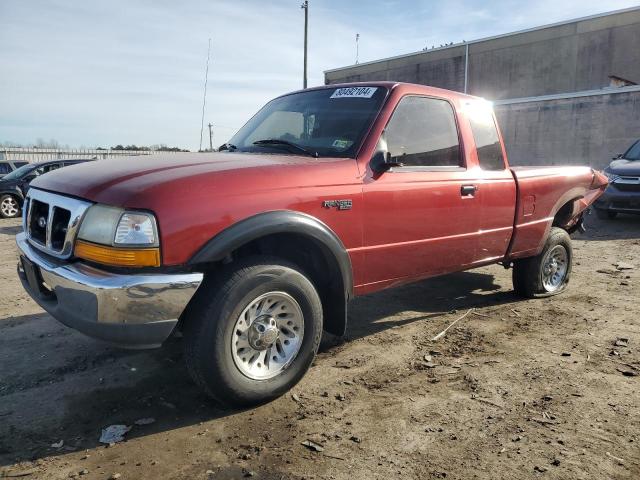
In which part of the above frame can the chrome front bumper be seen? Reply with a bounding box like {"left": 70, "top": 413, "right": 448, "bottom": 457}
{"left": 16, "top": 232, "right": 203, "bottom": 348}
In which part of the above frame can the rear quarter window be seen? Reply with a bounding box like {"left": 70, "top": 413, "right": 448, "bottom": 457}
{"left": 466, "top": 101, "right": 505, "bottom": 171}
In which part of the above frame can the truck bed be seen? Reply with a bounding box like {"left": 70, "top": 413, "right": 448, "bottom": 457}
{"left": 507, "top": 165, "right": 606, "bottom": 260}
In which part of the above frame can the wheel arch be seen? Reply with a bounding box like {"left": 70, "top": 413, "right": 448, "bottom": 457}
{"left": 188, "top": 211, "right": 353, "bottom": 336}
{"left": 0, "top": 189, "right": 24, "bottom": 203}
{"left": 552, "top": 196, "right": 584, "bottom": 233}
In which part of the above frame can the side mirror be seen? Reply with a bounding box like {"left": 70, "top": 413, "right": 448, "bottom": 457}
{"left": 370, "top": 149, "right": 392, "bottom": 174}
{"left": 370, "top": 134, "right": 403, "bottom": 174}
{"left": 24, "top": 174, "right": 37, "bottom": 182}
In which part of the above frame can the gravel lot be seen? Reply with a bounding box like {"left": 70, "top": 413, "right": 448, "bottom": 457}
{"left": 1, "top": 214, "right": 638, "bottom": 480}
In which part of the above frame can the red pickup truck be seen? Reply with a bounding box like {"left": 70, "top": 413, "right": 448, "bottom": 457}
{"left": 16, "top": 82, "right": 607, "bottom": 405}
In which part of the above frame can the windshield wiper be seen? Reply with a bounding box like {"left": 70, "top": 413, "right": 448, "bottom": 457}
{"left": 253, "top": 139, "right": 318, "bottom": 158}
{"left": 218, "top": 143, "right": 237, "bottom": 152}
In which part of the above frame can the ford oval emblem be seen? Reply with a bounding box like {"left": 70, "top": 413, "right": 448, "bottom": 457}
{"left": 38, "top": 216, "right": 47, "bottom": 229}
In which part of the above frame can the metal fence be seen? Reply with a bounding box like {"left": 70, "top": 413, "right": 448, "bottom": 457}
{"left": 0, "top": 148, "right": 179, "bottom": 163}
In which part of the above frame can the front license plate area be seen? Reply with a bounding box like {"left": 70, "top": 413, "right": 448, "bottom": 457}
{"left": 21, "top": 256, "right": 50, "bottom": 297}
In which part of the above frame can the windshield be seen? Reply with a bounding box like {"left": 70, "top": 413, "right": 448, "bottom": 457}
{"left": 2, "top": 164, "right": 34, "bottom": 181}
{"left": 623, "top": 140, "right": 640, "bottom": 160}
{"left": 227, "top": 86, "right": 387, "bottom": 158}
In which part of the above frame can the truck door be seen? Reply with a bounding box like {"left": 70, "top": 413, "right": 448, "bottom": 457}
{"left": 464, "top": 101, "right": 516, "bottom": 262}
{"left": 361, "top": 95, "right": 483, "bottom": 287}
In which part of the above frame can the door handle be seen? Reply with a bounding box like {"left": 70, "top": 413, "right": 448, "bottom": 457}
{"left": 461, "top": 185, "right": 478, "bottom": 197}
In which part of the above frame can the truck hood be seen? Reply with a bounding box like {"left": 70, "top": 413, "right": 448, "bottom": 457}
{"left": 31, "top": 152, "right": 350, "bottom": 207}
{"left": 607, "top": 158, "right": 640, "bottom": 176}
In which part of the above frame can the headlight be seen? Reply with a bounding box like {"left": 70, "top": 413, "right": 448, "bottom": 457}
{"left": 115, "top": 213, "right": 157, "bottom": 245}
{"left": 75, "top": 205, "right": 160, "bottom": 267}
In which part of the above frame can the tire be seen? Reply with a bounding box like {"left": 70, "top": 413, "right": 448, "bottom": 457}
{"left": 512, "top": 227, "right": 572, "bottom": 298}
{"left": 595, "top": 208, "right": 617, "bottom": 219}
{"left": 0, "top": 194, "right": 21, "bottom": 219}
{"left": 183, "top": 256, "right": 323, "bottom": 406}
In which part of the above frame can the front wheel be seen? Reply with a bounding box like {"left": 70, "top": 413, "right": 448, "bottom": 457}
{"left": 183, "top": 256, "right": 323, "bottom": 406}
{"left": 0, "top": 195, "right": 21, "bottom": 219}
{"left": 512, "top": 227, "right": 572, "bottom": 298}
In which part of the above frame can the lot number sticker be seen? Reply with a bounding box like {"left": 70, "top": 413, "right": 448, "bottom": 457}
{"left": 330, "top": 87, "right": 377, "bottom": 99}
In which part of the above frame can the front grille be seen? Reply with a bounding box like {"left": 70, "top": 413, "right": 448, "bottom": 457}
{"left": 25, "top": 189, "right": 92, "bottom": 259}
{"left": 612, "top": 176, "right": 640, "bottom": 192}
{"left": 28, "top": 199, "right": 49, "bottom": 245}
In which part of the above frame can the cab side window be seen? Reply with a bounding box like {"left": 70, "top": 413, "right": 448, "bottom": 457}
{"left": 35, "top": 163, "right": 62, "bottom": 176}
{"left": 0, "top": 163, "right": 10, "bottom": 174}
{"left": 467, "top": 102, "right": 505, "bottom": 170}
{"left": 385, "top": 96, "right": 461, "bottom": 168}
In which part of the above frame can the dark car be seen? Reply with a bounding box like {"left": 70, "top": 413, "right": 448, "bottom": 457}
{"left": 0, "top": 159, "right": 93, "bottom": 218}
{"left": 594, "top": 140, "right": 640, "bottom": 219}
{"left": 0, "top": 161, "right": 29, "bottom": 179}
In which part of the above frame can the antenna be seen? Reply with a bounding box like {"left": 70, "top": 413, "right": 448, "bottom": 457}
{"left": 199, "top": 38, "right": 212, "bottom": 152}
{"left": 355, "top": 33, "right": 360, "bottom": 64}
{"left": 301, "top": 1, "right": 308, "bottom": 89}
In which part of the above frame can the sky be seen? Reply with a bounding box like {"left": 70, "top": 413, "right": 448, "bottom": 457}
{"left": 1, "top": 0, "right": 639, "bottom": 151}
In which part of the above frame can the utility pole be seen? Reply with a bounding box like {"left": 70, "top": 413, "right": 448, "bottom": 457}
{"left": 208, "top": 123, "right": 213, "bottom": 151}
{"left": 301, "top": 1, "right": 308, "bottom": 89}
{"left": 355, "top": 33, "right": 360, "bottom": 64}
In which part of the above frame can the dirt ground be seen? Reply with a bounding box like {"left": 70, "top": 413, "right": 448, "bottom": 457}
{"left": 0, "top": 214, "right": 638, "bottom": 480}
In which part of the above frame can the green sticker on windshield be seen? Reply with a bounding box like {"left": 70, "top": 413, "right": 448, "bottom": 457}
{"left": 332, "top": 139, "right": 352, "bottom": 149}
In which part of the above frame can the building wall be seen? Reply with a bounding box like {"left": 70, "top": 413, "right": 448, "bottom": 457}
{"left": 495, "top": 90, "right": 640, "bottom": 169}
{"left": 325, "top": 8, "right": 640, "bottom": 98}
{"left": 324, "top": 8, "right": 640, "bottom": 168}
{"left": 469, "top": 10, "right": 640, "bottom": 99}
{"left": 327, "top": 45, "right": 467, "bottom": 92}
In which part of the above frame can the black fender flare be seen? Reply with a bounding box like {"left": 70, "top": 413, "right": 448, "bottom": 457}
{"left": 188, "top": 211, "right": 353, "bottom": 335}
{"left": 188, "top": 211, "right": 353, "bottom": 292}
{"left": 0, "top": 188, "right": 24, "bottom": 204}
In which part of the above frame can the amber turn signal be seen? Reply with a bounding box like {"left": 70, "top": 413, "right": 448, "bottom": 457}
{"left": 75, "top": 240, "right": 160, "bottom": 267}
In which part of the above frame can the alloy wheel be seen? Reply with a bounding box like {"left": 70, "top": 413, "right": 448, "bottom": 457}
{"left": 231, "top": 291, "right": 304, "bottom": 380}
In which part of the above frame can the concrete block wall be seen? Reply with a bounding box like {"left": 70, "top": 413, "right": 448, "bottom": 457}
{"left": 496, "top": 90, "right": 640, "bottom": 169}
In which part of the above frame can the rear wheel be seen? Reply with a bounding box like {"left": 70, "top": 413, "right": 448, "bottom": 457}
{"left": 513, "top": 227, "right": 572, "bottom": 298}
{"left": 0, "top": 195, "right": 20, "bottom": 219}
{"left": 183, "top": 256, "right": 323, "bottom": 406}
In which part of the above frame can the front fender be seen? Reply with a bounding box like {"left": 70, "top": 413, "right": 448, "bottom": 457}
{"left": 188, "top": 211, "right": 351, "bottom": 291}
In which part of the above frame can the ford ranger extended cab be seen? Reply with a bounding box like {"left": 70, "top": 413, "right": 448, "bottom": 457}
{"left": 16, "top": 82, "right": 607, "bottom": 405}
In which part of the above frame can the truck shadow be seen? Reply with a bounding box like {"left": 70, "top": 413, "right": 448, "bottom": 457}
{"left": 343, "top": 270, "right": 513, "bottom": 344}
{"left": 0, "top": 269, "right": 518, "bottom": 467}
{"left": 0, "top": 224, "right": 23, "bottom": 236}
{"left": 578, "top": 212, "right": 640, "bottom": 241}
